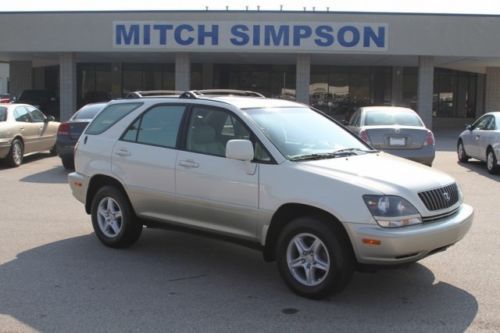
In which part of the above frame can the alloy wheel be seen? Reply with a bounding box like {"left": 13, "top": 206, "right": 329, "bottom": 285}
{"left": 96, "top": 196, "right": 123, "bottom": 238}
{"left": 286, "top": 233, "right": 331, "bottom": 287}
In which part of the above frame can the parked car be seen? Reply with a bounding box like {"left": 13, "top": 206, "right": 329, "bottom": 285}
{"left": 68, "top": 92, "right": 473, "bottom": 299}
{"left": 0, "top": 103, "right": 59, "bottom": 167}
{"left": 347, "top": 106, "right": 435, "bottom": 166}
{"left": 56, "top": 102, "right": 108, "bottom": 170}
{"left": 0, "top": 93, "right": 10, "bottom": 103}
{"left": 16, "top": 89, "right": 59, "bottom": 120}
{"left": 457, "top": 112, "right": 500, "bottom": 174}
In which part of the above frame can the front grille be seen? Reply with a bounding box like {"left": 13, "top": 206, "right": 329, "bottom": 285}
{"left": 418, "top": 183, "right": 459, "bottom": 211}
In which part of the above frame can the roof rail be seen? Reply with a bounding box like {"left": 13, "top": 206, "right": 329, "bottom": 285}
{"left": 179, "top": 89, "right": 265, "bottom": 99}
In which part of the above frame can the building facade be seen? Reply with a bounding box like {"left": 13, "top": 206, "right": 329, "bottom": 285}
{"left": 0, "top": 10, "right": 499, "bottom": 127}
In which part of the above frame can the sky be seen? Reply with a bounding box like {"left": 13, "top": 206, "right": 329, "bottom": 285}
{"left": 1, "top": 0, "right": 500, "bottom": 14}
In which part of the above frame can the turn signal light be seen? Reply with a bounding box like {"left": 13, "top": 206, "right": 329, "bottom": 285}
{"left": 58, "top": 123, "right": 70, "bottom": 136}
{"left": 359, "top": 129, "right": 370, "bottom": 144}
{"left": 424, "top": 131, "right": 435, "bottom": 146}
{"left": 362, "top": 238, "right": 381, "bottom": 246}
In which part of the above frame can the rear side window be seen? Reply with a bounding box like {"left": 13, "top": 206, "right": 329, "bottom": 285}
{"left": 121, "top": 105, "right": 186, "bottom": 148}
{"left": 0, "top": 107, "right": 6, "bottom": 121}
{"left": 86, "top": 103, "right": 142, "bottom": 135}
{"left": 73, "top": 104, "right": 106, "bottom": 120}
{"left": 14, "top": 107, "right": 31, "bottom": 122}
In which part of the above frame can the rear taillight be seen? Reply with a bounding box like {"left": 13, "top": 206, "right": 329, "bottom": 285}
{"left": 359, "top": 129, "right": 370, "bottom": 144}
{"left": 58, "top": 123, "right": 70, "bottom": 136}
{"left": 424, "top": 131, "right": 435, "bottom": 146}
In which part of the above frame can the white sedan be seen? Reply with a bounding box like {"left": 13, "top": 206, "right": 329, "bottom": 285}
{"left": 457, "top": 112, "right": 500, "bottom": 174}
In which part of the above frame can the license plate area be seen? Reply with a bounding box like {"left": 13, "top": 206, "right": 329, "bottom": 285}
{"left": 389, "top": 137, "right": 406, "bottom": 146}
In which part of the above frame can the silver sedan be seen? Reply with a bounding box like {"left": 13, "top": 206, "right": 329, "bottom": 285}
{"left": 0, "top": 103, "right": 59, "bottom": 167}
{"left": 347, "top": 106, "right": 435, "bottom": 166}
{"left": 457, "top": 112, "right": 500, "bottom": 174}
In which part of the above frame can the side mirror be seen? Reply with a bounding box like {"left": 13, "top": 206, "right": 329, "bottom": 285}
{"left": 46, "top": 115, "right": 55, "bottom": 122}
{"left": 226, "top": 139, "right": 254, "bottom": 161}
{"left": 466, "top": 124, "right": 472, "bottom": 131}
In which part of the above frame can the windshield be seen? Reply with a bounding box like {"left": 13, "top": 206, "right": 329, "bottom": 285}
{"left": 364, "top": 109, "right": 423, "bottom": 127}
{"left": 245, "top": 107, "right": 371, "bottom": 160}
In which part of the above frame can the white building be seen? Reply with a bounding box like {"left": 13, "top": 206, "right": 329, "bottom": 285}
{"left": 0, "top": 10, "right": 499, "bottom": 126}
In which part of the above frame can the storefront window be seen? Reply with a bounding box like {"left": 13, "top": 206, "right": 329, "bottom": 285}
{"left": 213, "top": 64, "right": 296, "bottom": 99}
{"left": 310, "top": 66, "right": 391, "bottom": 121}
{"left": 122, "top": 63, "right": 175, "bottom": 94}
{"left": 77, "top": 63, "right": 111, "bottom": 107}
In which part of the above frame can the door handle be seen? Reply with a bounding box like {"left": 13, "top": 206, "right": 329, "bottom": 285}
{"left": 179, "top": 159, "right": 199, "bottom": 168}
{"left": 115, "top": 148, "right": 131, "bottom": 157}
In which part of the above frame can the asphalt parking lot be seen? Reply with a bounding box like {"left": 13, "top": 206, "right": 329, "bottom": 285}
{"left": 0, "top": 133, "right": 499, "bottom": 333}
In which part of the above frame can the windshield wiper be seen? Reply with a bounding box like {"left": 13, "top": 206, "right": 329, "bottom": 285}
{"left": 289, "top": 148, "right": 378, "bottom": 161}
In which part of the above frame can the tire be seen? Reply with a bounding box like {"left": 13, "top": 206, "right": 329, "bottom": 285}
{"left": 50, "top": 145, "right": 57, "bottom": 156}
{"left": 276, "top": 216, "right": 354, "bottom": 299}
{"left": 6, "top": 138, "right": 24, "bottom": 167}
{"left": 457, "top": 140, "right": 469, "bottom": 162}
{"left": 486, "top": 148, "right": 499, "bottom": 175}
{"left": 61, "top": 156, "right": 75, "bottom": 170}
{"left": 90, "top": 185, "right": 142, "bottom": 248}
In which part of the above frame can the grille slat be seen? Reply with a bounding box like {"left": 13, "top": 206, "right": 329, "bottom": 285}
{"left": 418, "top": 183, "right": 459, "bottom": 211}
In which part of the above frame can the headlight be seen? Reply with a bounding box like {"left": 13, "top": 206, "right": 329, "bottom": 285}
{"left": 363, "top": 195, "right": 422, "bottom": 228}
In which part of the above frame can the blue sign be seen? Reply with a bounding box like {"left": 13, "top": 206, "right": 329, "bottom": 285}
{"left": 113, "top": 21, "right": 388, "bottom": 51}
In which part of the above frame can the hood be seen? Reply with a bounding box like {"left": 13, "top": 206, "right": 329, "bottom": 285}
{"left": 294, "top": 152, "right": 455, "bottom": 195}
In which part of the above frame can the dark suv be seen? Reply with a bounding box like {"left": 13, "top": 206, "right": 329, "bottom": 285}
{"left": 17, "top": 89, "right": 59, "bottom": 120}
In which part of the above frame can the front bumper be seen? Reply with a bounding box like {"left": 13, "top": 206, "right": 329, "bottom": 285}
{"left": 68, "top": 172, "right": 89, "bottom": 205}
{"left": 344, "top": 203, "right": 473, "bottom": 265}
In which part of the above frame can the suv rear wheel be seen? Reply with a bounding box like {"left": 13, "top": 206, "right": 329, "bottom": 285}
{"left": 276, "top": 216, "right": 354, "bottom": 299}
{"left": 91, "top": 186, "right": 142, "bottom": 248}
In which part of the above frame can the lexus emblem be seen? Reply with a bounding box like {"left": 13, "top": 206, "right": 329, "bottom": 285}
{"left": 443, "top": 192, "right": 450, "bottom": 201}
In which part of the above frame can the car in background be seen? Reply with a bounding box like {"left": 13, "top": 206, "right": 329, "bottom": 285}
{"left": 0, "top": 93, "right": 10, "bottom": 103}
{"left": 124, "top": 90, "right": 181, "bottom": 99}
{"left": 0, "top": 103, "right": 59, "bottom": 167}
{"left": 347, "top": 106, "right": 435, "bottom": 166}
{"left": 457, "top": 112, "right": 500, "bottom": 174}
{"left": 56, "top": 102, "right": 107, "bottom": 170}
{"left": 16, "top": 89, "right": 59, "bottom": 120}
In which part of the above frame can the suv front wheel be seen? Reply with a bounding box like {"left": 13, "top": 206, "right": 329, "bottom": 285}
{"left": 276, "top": 216, "right": 354, "bottom": 299}
{"left": 91, "top": 186, "right": 142, "bottom": 248}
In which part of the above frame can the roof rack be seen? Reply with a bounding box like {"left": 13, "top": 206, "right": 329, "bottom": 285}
{"left": 179, "top": 89, "right": 265, "bottom": 99}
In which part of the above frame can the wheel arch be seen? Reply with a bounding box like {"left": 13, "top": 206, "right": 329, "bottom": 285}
{"left": 262, "top": 203, "right": 354, "bottom": 262}
{"left": 85, "top": 174, "right": 132, "bottom": 214}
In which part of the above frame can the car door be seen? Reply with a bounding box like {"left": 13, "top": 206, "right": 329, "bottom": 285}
{"left": 175, "top": 105, "right": 260, "bottom": 240}
{"left": 468, "top": 115, "right": 492, "bottom": 159}
{"left": 26, "top": 106, "right": 55, "bottom": 151}
{"left": 111, "top": 104, "right": 186, "bottom": 220}
{"left": 13, "top": 106, "right": 39, "bottom": 154}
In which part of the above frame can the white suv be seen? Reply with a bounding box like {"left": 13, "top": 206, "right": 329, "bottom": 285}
{"left": 69, "top": 91, "right": 473, "bottom": 299}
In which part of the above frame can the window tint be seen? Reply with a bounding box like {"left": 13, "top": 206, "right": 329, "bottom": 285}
{"left": 364, "top": 109, "right": 423, "bottom": 127}
{"left": 86, "top": 103, "right": 142, "bottom": 135}
{"left": 14, "top": 107, "right": 31, "bottom": 122}
{"left": 28, "top": 108, "right": 46, "bottom": 122}
{"left": 186, "top": 107, "right": 250, "bottom": 157}
{"left": 135, "top": 105, "right": 185, "bottom": 148}
{"left": 0, "top": 107, "right": 6, "bottom": 122}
